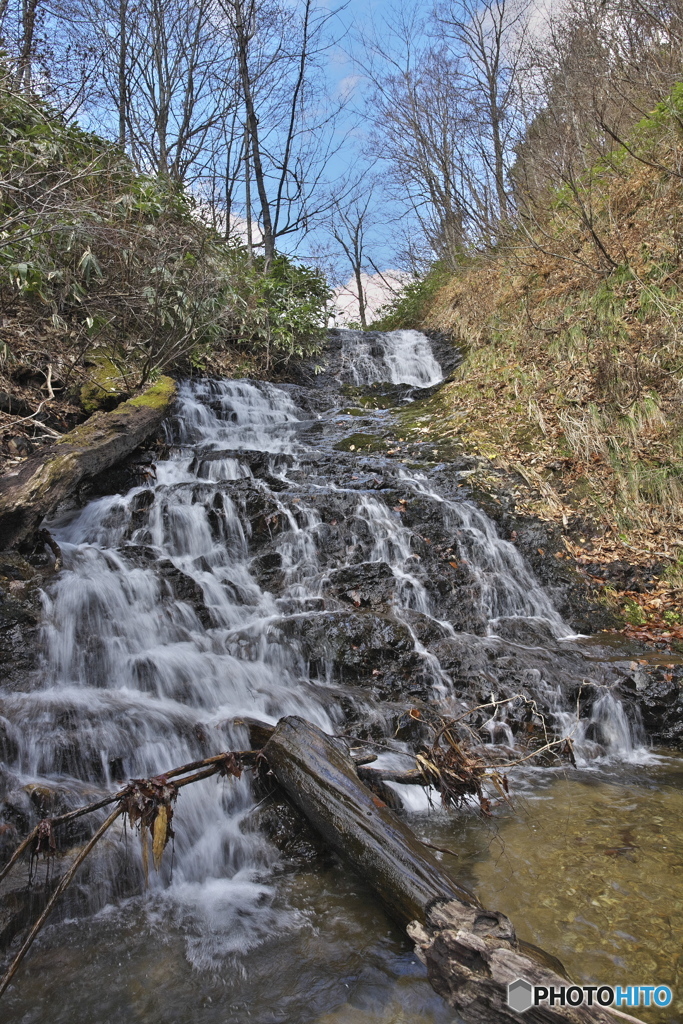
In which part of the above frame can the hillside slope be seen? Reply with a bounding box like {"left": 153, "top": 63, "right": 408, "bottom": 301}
{"left": 0, "top": 81, "right": 329, "bottom": 473}
{"left": 384, "top": 96, "right": 683, "bottom": 642}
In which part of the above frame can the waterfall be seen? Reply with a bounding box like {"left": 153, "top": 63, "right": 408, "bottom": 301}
{"left": 0, "top": 328, "right": 643, "bottom": 974}
{"left": 338, "top": 328, "right": 444, "bottom": 387}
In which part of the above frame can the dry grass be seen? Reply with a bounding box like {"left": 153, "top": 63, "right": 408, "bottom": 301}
{"left": 405, "top": 135, "right": 683, "bottom": 636}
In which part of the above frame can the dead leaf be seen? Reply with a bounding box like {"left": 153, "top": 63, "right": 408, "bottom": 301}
{"left": 141, "top": 825, "right": 149, "bottom": 884}
{"left": 152, "top": 804, "right": 170, "bottom": 870}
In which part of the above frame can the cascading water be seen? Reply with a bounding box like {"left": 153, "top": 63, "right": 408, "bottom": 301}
{"left": 339, "top": 328, "right": 444, "bottom": 387}
{"left": 0, "top": 326, "right": 651, "bottom": 1021}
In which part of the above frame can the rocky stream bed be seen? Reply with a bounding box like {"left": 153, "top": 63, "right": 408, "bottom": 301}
{"left": 0, "top": 328, "right": 681, "bottom": 1023}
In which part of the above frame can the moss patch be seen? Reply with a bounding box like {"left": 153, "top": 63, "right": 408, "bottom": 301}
{"left": 334, "top": 433, "right": 388, "bottom": 453}
{"left": 80, "top": 353, "right": 127, "bottom": 413}
{"left": 123, "top": 375, "right": 176, "bottom": 411}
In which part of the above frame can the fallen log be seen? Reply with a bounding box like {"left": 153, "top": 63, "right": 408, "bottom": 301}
{"left": 0, "top": 377, "right": 176, "bottom": 549}
{"left": 263, "top": 715, "right": 477, "bottom": 926}
{"left": 262, "top": 717, "right": 621, "bottom": 1024}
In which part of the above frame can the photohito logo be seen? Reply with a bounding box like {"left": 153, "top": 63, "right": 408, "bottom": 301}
{"left": 507, "top": 980, "right": 673, "bottom": 1013}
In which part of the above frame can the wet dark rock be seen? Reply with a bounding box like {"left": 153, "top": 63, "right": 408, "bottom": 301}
{"left": 130, "top": 488, "right": 155, "bottom": 512}
{"left": 0, "top": 554, "right": 47, "bottom": 692}
{"left": 399, "top": 610, "right": 454, "bottom": 649}
{"left": 122, "top": 543, "right": 158, "bottom": 563}
{"left": 250, "top": 551, "right": 285, "bottom": 592}
{"left": 82, "top": 448, "right": 163, "bottom": 501}
{"left": 491, "top": 617, "right": 559, "bottom": 647}
{"left": 429, "top": 631, "right": 626, "bottom": 731}
{"left": 617, "top": 664, "right": 683, "bottom": 745}
{"left": 0, "top": 718, "right": 19, "bottom": 763}
{"left": 23, "top": 782, "right": 73, "bottom": 819}
{"left": 229, "top": 481, "right": 288, "bottom": 539}
{"left": 323, "top": 561, "right": 397, "bottom": 608}
{"left": 423, "top": 562, "right": 486, "bottom": 635}
{"left": 156, "top": 559, "right": 212, "bottom": 627}
{"left": 269, "top": 610, "right": 433, "bottom": 700}
{"left": 422, "top": 330, "right": 462, "bottom": 377}
{"left": 247, "top": 793, "right": 331, "bottom": 868}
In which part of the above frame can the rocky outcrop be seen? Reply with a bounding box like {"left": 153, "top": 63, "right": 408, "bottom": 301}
{"left": 0, "top": 377, "right": 176, "bottom": 549}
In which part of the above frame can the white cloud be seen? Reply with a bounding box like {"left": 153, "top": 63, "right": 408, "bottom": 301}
{"left": 330, "top": 270, "right": 412, "bottom": 326}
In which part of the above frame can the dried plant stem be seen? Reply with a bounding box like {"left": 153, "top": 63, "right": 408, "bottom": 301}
{"left": 0, "top": 804, "right": 123, "bottom": 999}
{"left": 0, "top": 750, "right": 256, "bottom": 889}
{"left": 0, "top": 825, "right": 41, "bottom": 886}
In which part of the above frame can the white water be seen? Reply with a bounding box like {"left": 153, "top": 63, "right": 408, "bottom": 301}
{"left": 0, "top": 328, "right": 643, "bottom": 970}
{"left": 399, "top": 470, "right": 571, "bottom": 637}
{"left": 339, "top": 328, "right": 444, "bottom": 387}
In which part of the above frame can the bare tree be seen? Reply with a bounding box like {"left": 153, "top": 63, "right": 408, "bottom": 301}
{"left": 0, "top": 0, "right": 45, "bottom": 93}
{"left": 218, "top": 0, "right": 350, "bottom": 267}
{"left": 361, "top": 8, "right": 470, "bottom": 267}
{"left": 67, "top": 0, "right": 238, "bottom": 181}
{"left": 510, "top": 0, "right": 683, "bottom": 271}
{"left": 360, "top": 0, "right": 530, "bottom": 265}
{"left": 435, "top": 0, "right": 531, "bottom": 224}
{"left": 326, "top": 178, "right": 379, "bottom": 328}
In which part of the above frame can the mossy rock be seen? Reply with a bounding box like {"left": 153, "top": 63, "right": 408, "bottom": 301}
{"left": 80, "top": 354, "right": 126, "bottom": 413}
{"left": 124, "top": 375, "right": 176, "bottom": 411}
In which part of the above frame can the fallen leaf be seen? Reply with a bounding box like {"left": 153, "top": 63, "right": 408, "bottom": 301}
{"left": 152, "top": 805, "right": 170, "bottom": 871}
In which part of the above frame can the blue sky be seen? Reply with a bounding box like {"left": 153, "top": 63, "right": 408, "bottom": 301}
{"left": 296, "top": 0, "right": 431, "bottom": 278}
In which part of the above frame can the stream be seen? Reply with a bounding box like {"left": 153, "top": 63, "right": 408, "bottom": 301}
{"left": 0, "top": 328, "right": 681, "bottom": 1023}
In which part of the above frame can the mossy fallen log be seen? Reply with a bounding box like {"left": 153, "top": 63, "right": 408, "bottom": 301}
{"left": 0, "top": 376, "right": 176, "bottom": 549}
{"left": 263, "top": 717, "right": 617, "bottom": 1024}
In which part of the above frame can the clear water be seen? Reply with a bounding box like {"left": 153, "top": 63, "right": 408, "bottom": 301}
{"left": 420, "top": 755, "right": 683, "bottom": 1024}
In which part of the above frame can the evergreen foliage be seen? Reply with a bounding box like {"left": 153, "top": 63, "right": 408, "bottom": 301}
{"left": 0, "top": 79, "right": 330, "bottom": 404}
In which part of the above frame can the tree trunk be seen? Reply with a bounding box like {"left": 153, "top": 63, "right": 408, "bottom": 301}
{"left": 233, "top": 0, "right": 274, "bottom": 266}
{"left": 117, "top": 0, "right": 128, "bottom": 149}
{"left": 354, "top": 262, "right": 367, "bottom": 329}
{"left": 17, "top": 0, "right": 39, "bottom": 93}
{"left": 263, "top": 717, "right": 615, "bottom": 1024}
{"left": 263, "top": 716, "right": 477, "bottom": 927}
{"left": 0, "top": 377, "right": 176, "bottom": 550}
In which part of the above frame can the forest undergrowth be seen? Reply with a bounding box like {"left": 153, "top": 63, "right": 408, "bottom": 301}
{"left": 0, "top": 78, "right": 330, "bottom": 473}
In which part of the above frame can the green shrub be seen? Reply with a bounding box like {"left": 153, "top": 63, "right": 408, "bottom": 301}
{"left": 0, "top": 78, "right": 331, "bottom": 392}
{"left": 369, "top": 262, "right": 452, "bottom": 331}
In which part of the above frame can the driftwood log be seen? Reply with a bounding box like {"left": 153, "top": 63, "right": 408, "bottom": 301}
{"left": 0, "top": 377, "right": 176, "bottom": 549}
{"left": 263, "top": 717, "right": 617, "bottom": 1024}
